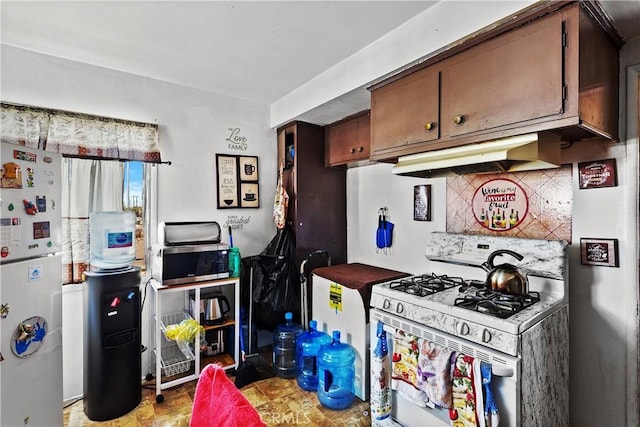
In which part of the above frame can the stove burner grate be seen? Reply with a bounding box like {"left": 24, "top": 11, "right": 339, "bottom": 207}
{"left": 389, "top": 273, "right": 461, "bottom": 297}
{"left": 454, "top": 289, "right": 540, "bottom": 318}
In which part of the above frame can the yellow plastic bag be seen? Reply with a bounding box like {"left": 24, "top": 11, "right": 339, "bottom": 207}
{"left": 165, "top": 318, "right": 204, "bottom": 342}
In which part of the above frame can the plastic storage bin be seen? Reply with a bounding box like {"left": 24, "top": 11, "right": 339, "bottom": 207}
{"left": 273, "top": 312, "right": 303, "bottom": 378}
{"left": 89, "top": 211, "right": 136, "bottom": 270}
{"left": 296, "top": 319, "right": 331, "bottom": 391}
{"left": 160, "top": 311, "right": 196, "bottom": 358}
{"left": 159, "top": 342, "right": 194, "bottom": 377}
{"left": 317, "top": 331, "right": 356, "bottom": 410}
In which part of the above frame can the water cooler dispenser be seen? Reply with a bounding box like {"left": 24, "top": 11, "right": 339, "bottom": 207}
{"left": 83, "top": 266, "right": 142, "bottom": 421}
{"left": 83, "top": 211, "right": 141, "bottom": 421}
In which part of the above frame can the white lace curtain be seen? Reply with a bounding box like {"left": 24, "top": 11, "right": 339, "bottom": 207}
{"left": 61, "top": 159, "right": 124, "bottom": 283}
{"left": 1, "top": 103, "right": 158, "bottom": 283}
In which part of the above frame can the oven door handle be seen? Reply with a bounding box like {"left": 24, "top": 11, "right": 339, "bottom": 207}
{"left": 491, "top": 365, "right": 514, "bottom": 378}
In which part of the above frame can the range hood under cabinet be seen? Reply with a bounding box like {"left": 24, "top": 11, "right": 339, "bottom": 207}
{"left": 392, "top": 132, "right": 561, "bottom": 178}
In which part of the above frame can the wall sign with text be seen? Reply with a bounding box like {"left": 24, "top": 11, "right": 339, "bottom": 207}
{"left": 578, "top": 158, "right": 617, "bottom": 189}
{"left": 580, "top": 238, "right": 619, "bottom": 267}
{"left": 216, "top": 154, "right": 259, "bottom": 209}
{"left": 471, "top": 178, "right": 528, "bottom": 232}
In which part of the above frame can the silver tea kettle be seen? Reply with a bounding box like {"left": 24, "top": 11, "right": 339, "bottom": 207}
{"left": 481, "top": 249, "right": 529, "bottom": 296}
{"left": 203, "top": 295, "right": 231, "bottom": 324}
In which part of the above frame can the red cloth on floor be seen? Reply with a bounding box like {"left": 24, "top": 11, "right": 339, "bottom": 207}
{"left": 190, "top": 363, "right": 265, "bottom": 427}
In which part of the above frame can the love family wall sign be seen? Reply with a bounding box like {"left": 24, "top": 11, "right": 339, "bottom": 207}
{"left": 216, "top": 154, "right": 260, "bottom": 209}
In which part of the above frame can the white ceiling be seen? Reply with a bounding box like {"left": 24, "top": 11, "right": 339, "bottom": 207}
{"left": 2, "top": 1, "right": 638, "bottom": 121}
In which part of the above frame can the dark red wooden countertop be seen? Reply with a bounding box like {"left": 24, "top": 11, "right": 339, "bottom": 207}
{"left": 312, "top": 263, "right": 410, "bottom": 321}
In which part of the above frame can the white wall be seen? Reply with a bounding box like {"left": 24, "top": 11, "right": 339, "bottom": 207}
{"left": 346, "top": 163, "right": 446, "bottom": 274}
{"left": 1, "top": 46, "right": 278, "bottom": 401}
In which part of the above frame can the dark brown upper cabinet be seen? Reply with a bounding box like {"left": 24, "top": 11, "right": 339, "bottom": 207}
{"left": 370, "top": 67, "right": 439, "bottom": 158}
{"left": 325, "top": 111, "right": 371, "bottom": 167}
{"left": 369, "top": 2, "right": 620, "bottom": 162}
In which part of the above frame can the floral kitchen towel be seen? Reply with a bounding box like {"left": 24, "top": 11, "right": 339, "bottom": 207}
{"left": 417, "top": 338, "right": 455, "bottom": 409}
{"left": 391, "top": 329, "right": 426, "bottom": 406}
{"left": 450, "top": 354, "right": 478, "bottom": 427}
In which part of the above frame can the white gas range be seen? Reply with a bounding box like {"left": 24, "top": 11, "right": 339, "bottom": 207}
{"left": 369, "top": 232, "right": 569, "bottom": 427}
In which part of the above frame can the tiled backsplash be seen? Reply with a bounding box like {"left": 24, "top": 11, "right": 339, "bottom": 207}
{"left": 446, "top": 165, "right": 572, "bottom": 242}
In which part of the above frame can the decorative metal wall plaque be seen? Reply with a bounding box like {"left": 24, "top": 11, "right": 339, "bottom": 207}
{"left": 580, "top": 238, "right": 619, "bottom": 267}
{"left": 578, "top": 158, "right": 617, "bottom": 189}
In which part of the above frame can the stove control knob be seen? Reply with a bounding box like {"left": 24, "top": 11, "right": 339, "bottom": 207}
{"left": 478, "top": 328, "right": 492, "bottom": 343}
{"left": 382, "top": 299, "right": 391, "bottom": 310}
{"left": 395, "top": 303, "right": 404, "bottom": 314}
{"left": 457, "top": 322, "right": 470, "bottom": 336}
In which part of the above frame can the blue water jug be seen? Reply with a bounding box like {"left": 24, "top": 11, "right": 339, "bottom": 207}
{"left": 273, "top": 312, "right": 303, "bottom": 378}
{"left": 317, "top": 331, "right": 356, "bottom": 410}
{"left": 296, "top": 320, "right": 331, "bottom": 391}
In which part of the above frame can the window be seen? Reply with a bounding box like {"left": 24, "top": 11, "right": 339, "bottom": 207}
{"left": 124, "top": 161, "right": 146, "bottom": 270}
{"left": 0, "top": 102, "right": 161, "bottom": 284}
{"left": 62, "top": 159, "right": 150, "bottom": 284}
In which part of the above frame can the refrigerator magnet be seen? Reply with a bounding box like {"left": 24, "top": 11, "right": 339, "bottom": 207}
{"left": 0, "top": 303, "right": 9, "bottom": 319}
{"left": 10, "top": 316, "right": 47, "bottom": 358}
{"left": 1, "top": 162, "right": 22, "bottom": 188}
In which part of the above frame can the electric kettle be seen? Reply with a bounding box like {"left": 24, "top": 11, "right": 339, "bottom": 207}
{"left": 203, "top": 295, "right": 231, "bottom": 324}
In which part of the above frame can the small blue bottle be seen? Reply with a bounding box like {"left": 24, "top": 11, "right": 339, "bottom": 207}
{"left": 273, "top": 312, "right": 303, "bottom": 378}
{"left": 296, "top": 320, "right": 331, "bottom": 391}
{"left": 317, "top": 331, "right": 356, "bottom": 410}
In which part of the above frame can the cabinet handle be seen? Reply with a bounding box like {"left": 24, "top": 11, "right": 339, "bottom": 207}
{"left": 358, "top": 146, "right": 364, "bottom": 152}
{"left": 453, "top": 115, "right": 465, "bottom": 125}
{"left": 350, "top": 148, "right": 356, "bottom": 154}
{"left": 424, "top": 122, "right": 435, "bottom": 132}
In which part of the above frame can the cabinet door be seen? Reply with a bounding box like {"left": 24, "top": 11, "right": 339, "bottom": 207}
{"left": 356, "top": 113, "right": 371, "bottom": 159}
{"left": 370, "top": 67, "right": 439, "bottom": 157}
{"left": 326, "top": 112, "right": 370, "bottom": 166}
{"left": 442, "top": 13, "right": 564, "bottom": 137}
{"left": 277, "top": 122, "right": 347, "bottom": 265}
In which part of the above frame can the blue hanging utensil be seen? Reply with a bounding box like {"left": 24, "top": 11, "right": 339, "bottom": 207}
{"left": 376, "top": 209, "right": 385, "bottom": 251}
{"left": 382, "top": 208, "right": 394, "bottom": 250}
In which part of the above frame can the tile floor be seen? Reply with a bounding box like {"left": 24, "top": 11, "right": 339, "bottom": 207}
{"left": 64, "top": 362, "right": 371, "bottom": 426}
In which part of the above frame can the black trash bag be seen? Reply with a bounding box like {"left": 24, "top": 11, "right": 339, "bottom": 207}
{"left": 242, "top": 225, "right": 300, "bottom": 331}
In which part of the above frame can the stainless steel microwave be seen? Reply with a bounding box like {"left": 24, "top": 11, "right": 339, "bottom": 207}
{"left": 151, "top": 243, "right": 230, "bottom": 286}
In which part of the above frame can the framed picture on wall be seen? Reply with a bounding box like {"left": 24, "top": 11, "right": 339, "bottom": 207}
{"left": 216, "top": 154, "right": 260, "bottom": 208}
{"left": 216, "top": 155, "right": 239, "bottom": 208}
{"left": 240, "top": 182, "right": 259, "bottom": 208}
{"left": 580, "top": 238, "right": 619, "bottom": 267}
{"left": 239, "top": 156, "right": 259, "bottom": 182}
{"left": 414, "top": 184, "right": 431, "bottom": 221}
{"left": 578, "top": 158, "right": 617, "bottom": 189}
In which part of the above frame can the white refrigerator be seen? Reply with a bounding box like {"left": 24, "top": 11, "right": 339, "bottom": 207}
{"left": 0, "top": 141, "right": 63, "bottom": 425}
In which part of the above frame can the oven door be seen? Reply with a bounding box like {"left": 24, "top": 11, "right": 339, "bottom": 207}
{"left": 370, "top": 308, "right": 520, "bottom": 427}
